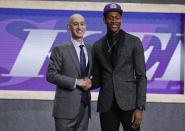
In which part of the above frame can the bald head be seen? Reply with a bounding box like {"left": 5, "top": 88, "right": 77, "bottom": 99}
{"left": 67, "top": 14, "right": 86, "bottom": 42}
{"left": 68, "top": 14, "right": 85, "bottom": 25}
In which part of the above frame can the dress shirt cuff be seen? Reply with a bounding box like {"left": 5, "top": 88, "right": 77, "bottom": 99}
{"left": 74, "top": 79, "right": 77, "bottom": 88}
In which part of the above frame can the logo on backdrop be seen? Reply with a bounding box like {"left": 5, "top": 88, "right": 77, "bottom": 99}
{"left": 0, "top": 9, "right": 183, "bottom": 94}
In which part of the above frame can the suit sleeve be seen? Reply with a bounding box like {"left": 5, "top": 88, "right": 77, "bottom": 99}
{"left": 91, "top": 44, "right": 101, "bottom": 89}
{"left": 134, "top": 37, "right": 147, "bottom": 107}
{"left": 46, "top": 47, "right": 76, "bottom": 90}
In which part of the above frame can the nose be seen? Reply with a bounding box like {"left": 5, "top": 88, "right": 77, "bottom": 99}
{"left": 76, "top": 24, "right": 82, "bottom": 29}
{"left": 112, "top": 17, "right": 116, "bottom": 22}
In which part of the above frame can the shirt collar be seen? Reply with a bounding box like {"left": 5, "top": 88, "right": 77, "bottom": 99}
{"left": 71, "top": 38, "right": 85, "bottom": 48}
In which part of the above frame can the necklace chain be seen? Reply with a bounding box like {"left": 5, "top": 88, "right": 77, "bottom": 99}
{"left": 106, "top": 38, "right": 118, "bottom": 53}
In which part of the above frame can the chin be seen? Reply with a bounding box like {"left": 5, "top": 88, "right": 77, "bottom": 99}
{"left": 75, "top": 36, "right": 83, "bottom": 40}
{"left": 77, "top": 34, "right": 84, "bottom": 37}
{"left": 74, "top": 34, "right": 82, "bottom": 38}
{"left": 77, "top": 36, "right": 83, "bottom": 39}
{"left": 110, "top": 28, "right": 118, "bottom": 32}
{"left": 111, "top": 30, "right": 119, "bottom": 33}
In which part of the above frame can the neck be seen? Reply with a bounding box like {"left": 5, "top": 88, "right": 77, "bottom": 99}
{"left": 107, "top": 30, "right": 120, "bottom": 38}
{"left": 73, "top": 37, "right": 83, "bottom": 43}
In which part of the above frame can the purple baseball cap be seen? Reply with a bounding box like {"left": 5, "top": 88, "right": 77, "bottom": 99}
{"left": 103, "top": 3, "right": 123, "bottom": 16}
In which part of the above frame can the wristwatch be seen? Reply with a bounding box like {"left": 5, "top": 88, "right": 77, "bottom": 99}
{"left": 136, "top": 105, "right": 145, "bottom": 111}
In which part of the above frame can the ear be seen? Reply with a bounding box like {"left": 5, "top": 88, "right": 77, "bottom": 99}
{"left": 67, "top": 24, "right": 70, "bottom": 30}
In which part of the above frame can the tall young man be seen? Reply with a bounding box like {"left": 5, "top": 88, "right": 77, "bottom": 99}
{"left": 92, "top": 3, "right": 147, "bottom": 131}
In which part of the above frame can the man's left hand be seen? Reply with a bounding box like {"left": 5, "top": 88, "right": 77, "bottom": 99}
{"left": 131, "top": 109, "right": 143, "bottom": 129}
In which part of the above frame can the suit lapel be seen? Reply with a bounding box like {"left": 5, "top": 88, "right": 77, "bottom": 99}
{"left": 85, "top": 43, "right": 92, "bottom": 76}
{"left": 68, "top": 42, "right": 81, "bottom": 76}
{"left": 101, "top": 36, "right": 112, "bottom": 72}
{"left": 68, "top": 41, "right": 92, "bottom": 77}
{"left": 114, "top": 31, "right": 126, "bottom": 70}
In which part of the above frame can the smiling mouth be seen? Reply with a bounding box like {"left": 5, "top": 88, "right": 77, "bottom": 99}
{"left": 111, "top": 25, "right": 118, "bottom": 28}
{"left": 76, "top": 30, "right": 83, "bottom": 33}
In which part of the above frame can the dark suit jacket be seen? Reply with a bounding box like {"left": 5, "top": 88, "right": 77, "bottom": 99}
{"left": 46, "top": 41, "right": 92, "bottom": 119}
{"left": 92, "top": 30, "right": 147, "bottom": 112}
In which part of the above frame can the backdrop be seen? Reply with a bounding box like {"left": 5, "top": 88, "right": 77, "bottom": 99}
{"left": 0, "top": 8, "right": 184, "bottom": 97}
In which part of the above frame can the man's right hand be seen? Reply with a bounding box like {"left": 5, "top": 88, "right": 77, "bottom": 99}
{"left": 76, "top": 78, "right": 92, "bottom": 91}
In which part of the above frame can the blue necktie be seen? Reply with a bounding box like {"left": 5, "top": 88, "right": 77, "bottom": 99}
{"left": 79, "top": 45, "right": 89, "bottom": 105}
{"left": 79, "top": 45, "right": 86, "bottom": 76}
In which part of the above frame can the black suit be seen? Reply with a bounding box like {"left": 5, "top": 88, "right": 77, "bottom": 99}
{"left": 92, "top": 30, "right": 147, "bottom": 131}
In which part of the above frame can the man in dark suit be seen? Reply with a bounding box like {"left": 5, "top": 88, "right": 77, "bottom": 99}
{"left": 92, "top": 3, "right": 147, "bottom": 131}
{"left": 46, "top": 14, "right": 92, "bottom": 131}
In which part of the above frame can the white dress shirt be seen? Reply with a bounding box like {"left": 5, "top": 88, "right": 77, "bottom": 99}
{"left": 71, "top": 38, "right": 88, "bottom": 66}
{"left": 71, "top": 38, "right": 89, "bottom": 88}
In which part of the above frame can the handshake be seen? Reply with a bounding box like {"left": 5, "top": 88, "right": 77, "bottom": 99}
{"left": 76, "top": 77, "right": 92, "bottom": 91}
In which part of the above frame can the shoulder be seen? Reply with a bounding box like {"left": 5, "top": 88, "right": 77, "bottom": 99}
{"left": 122, "top": 30, "right": 140, "bottom": 41}
{"left": 93, "top": 35, "right": 106, "bottom": 48}
{"left": 94, "top": 36, "right": 106, "bottom": 44}
{"left": 121, "top": 30, "right": 142, "bottom": 47}
{"left": 53, "top": 41, "right": 71, "bottom": 49}
{"left": 51, "top": 41, "right": 72, "bottom": 54}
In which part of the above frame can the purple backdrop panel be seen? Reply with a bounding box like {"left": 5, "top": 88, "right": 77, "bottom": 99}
{"left": 0, "top": 8, "right": 184, "bottom": 94}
